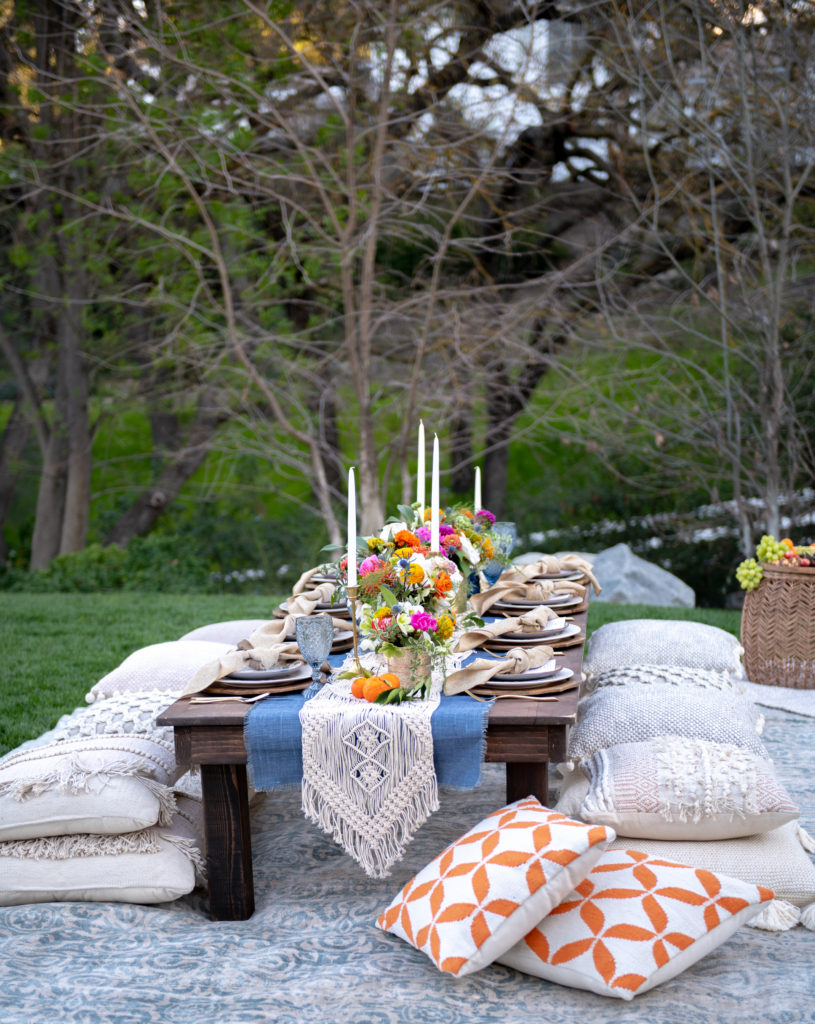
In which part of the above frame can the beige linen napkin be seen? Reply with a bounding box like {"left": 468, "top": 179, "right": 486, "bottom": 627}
{"left": 454, "top": 606, "right": 560, "bottom": 652}
{"left": 182, "top": 640, "right": 304, "bottom": 696}
{"left": 292, "top": 566, "right": 338, "bottom": 596}
{"left": 444, "top": 645, "right": 556, "bottom": 696}
{"left": 286, "top": 581, "right": 338, "bottom": 616}
{"left": 470, "top": 578, "right": 586, "bottom": 616}
{"left": 504, "top": 555, "right": 601, "bottom": 595}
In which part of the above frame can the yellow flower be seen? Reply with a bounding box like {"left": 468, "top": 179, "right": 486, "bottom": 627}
{"left": 373, "top": 606, "right": 392, "bottom": 620}
{"left": 436, "top": 613, "right": 455, "bottom": 640}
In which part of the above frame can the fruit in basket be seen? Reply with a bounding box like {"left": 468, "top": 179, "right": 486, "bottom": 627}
{"left": 737, "top": 534, "right": 815, "bottom": 589}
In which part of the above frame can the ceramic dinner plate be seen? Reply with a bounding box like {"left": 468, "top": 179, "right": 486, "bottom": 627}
{"left": 483, "top": 666, "right": 574, "bottom": 689}
{"left": 226, "top": 665, "right": 302, "bottom": 681}
{"left": 494, "top": 658, "right": 558, "bottom": 682}
{"left": 486, "top": 621, "right": 582, "bottom": 649}
{"left": 533, "top": 570, "right": 584, "bottom": 581}
{"left": 223, "top": 663, "right": 312, "bottom": 686}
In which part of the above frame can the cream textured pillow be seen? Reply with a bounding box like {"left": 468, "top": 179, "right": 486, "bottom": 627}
{"left": 178, "top": 620, "right": 269, "bottom": 644}
{"left": 0, "top": 794, "right": 205, "bottom": 906}
{"left": 49, "top": 691, "right": 181, "bottom": 748}
{"left": 85, "top": 640, "right": 234, "bottom": 703}
{"left": 497, "top": 848, "right": 772, "bottom": 999}
{"left": 580, "top": 664, "right": 744, "bottom": 696}
{"left": 608, "top": 822, "right": 815, "bottom": 915}
{"left": 567, "top": 684, "right": 766, "bottom": 760}
{"left": 377, "top": 797, "right": 614, "bottom": 976}
{"left": 0, "top": 736, "right": 178, "bottom": 841}
{"left": 583, "top": 620, "right": 743, "bottom": 677}
{"left": 572, "top": 738, "right": 799, "bottom": 840}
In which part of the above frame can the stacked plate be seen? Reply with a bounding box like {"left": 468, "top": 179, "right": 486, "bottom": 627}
{"left": 470, "top": 658, "right": 575, "bottom": 697}
{"left": 278, "top": 600, "right": 352, "bottom": 620}
{"left": 490, "top": 593, "right": 584, "bottom": 615}
{"left": 532, "top": 569, "right": 585, "bottom": 582}
{"left": 207, "top": 662, "right": 314, "bottom": 696}
{"left": 484, "top": 620, "right": 582, "bottom": 652}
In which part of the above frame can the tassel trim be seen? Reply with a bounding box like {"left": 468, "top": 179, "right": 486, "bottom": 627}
{"left": 797, "top": 823, "right": 815, "bottom": 852}
{"left": 746, "top": 899, "right": 802, "bottom": 931}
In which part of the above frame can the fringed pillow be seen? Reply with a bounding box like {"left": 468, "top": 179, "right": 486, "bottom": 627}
{"left": 497, "top": 848, "right": 772, "bottom": 999}
{"left": 559, "top": 739, "right": 799, "bottom": 840}
{"left": 580, "top": 664, "right": 744, "bottom": 696}
{"left": 48, "top": 690, "right": 181, "bottom": 748}
{"left": 0, "top": 794, "right": 205, "bottom": 906}
{"left": 377, "top": 797, "right": 614, "bottom": 976}
{"left": 178, "top": 620, "right": 269, "bottom": 644}
{"left": 0, "top": 736, "right": 179, "bottom": 841}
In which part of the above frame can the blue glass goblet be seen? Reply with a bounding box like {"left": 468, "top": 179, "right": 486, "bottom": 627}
{"left": 295, "top": 614, "right": 335, "bottom": 686}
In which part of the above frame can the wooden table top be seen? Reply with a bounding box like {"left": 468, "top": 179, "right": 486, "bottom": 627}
{"left": 158, "top": 610, "right": 585, "bottom": 734}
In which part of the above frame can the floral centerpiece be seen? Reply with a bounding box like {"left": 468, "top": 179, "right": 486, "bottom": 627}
{"left": 337, "top": 504, "right": 494, "bottom": 702}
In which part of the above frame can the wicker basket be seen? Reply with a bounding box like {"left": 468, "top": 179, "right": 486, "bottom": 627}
{"left": 741, "top": 563, "right": 815, "bottom": 688}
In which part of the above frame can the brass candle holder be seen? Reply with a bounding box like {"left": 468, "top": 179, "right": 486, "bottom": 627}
{"left": 345, "top": 584, "right": 364, "bottom": 673}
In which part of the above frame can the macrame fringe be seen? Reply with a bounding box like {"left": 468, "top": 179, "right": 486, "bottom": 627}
{"left": 797, "top": 823, "right": 815, "bottom": 852}
{"left": 0, "top": 828, "right": 164, "bottom": 861}
{"left": 301, "top": 774, "right": 438, "bottom": 879}
{"left": 160, "top": 830, "right": 208, "bottom": 886}
{"left": 746, "top": 899, "right": 801, "bottom": 931}
{"left": 0, "top": 757, "right": 166, "bottom": 802}
{"left": 138, "top": 775, "right": 178, "bottom": 826}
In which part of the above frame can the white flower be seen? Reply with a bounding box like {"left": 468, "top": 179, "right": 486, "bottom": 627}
{"left": 380, "top": 521, "right": 409, "bottom": 541}
{"left": 459, "top": 533, "right": 480, "bottom": 564}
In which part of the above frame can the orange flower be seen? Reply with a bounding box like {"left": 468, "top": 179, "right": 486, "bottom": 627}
{"left": 394, "top": 529, "right": 421, "bottom": 548}
{"left": 435, "top": 571, "right": 452, "bottom": 596}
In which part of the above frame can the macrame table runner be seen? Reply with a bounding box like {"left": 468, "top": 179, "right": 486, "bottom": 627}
{"left": 244, "top": 649, "right": 490, "bottom": 878}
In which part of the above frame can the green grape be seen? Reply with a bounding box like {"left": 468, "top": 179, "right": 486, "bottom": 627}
{"left": 736, "top": 557, "right": 763, "bottom": 590}
{"left": 755, "top": 535, "right": 786, "bottom": 564}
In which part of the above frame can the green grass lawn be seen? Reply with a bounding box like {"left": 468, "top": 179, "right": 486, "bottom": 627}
{"left": 0, "top": 593, "right": 741, "bottom": 757}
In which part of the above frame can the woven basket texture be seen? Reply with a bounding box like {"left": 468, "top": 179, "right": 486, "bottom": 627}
{"left": 741, "top": 563, "right": 815, "bottom": 688}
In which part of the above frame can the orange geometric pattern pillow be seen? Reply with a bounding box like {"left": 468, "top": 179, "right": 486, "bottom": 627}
{"left": 377, "top": 797, "right": 614, "bottom": 976}
{"left": 497, "top": 848, "right": 773, "bottom": 999}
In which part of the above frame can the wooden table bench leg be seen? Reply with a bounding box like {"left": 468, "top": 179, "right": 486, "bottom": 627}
{"left": 200, "top": 763, "right": 255, "bottom": 921}
{"left": 506, "top": 761, "right": 550, "bottom": 806}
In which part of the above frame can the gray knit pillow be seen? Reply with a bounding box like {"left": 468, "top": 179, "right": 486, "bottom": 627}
{"left": 584, "top": 620, "right": 743, "bottom": 678}
{"left": 567, "top": 684, "right": 766, "bottom": 760}
{"left": 581, "top": 664, "right": 744, "bottom": 696}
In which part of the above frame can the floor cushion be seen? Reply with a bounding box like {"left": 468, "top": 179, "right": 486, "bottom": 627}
{"left": 497, "top": 848, "right": 772, "bottom": 999}
{"left": 178, "top": 620, "right": 269, "bottom": 644}
{"left": 583, "top": 620, "right": 743, "bottom": 678}
{"left": 559, "top": 738, "right": 799, "bottom": 840}
{"left": 85, "top": 640, "right": 234, "bottom": 703}
{"left": 566, "top": 684, "right": 766, "bottom": 760}
{"left": 48, "top": 690, "right": 181, "bottom": 748}
{"left": 0, "top": 794, "right": 205, "bottom": 906}
{"left": 0, "top": 735, "right": 178, "bottom": 841}
{"left": 377, "top": 796, "right": 614, "bottom": 976}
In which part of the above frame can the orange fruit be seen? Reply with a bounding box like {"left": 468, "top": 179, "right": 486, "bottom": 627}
{"left": 379, "top": 672, "right": 401, "bottom": 688}
{"left": 363, "top": 675, "right": 399, "bottom": 702}
{"left": 350, "top": 677, "right": 368, "bottom": 699}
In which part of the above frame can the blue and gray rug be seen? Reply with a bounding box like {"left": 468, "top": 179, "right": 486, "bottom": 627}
{"left": 0, "top": 705, "right": 813, "bottom": 1024}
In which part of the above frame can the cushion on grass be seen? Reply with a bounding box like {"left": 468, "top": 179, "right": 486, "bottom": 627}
{"left": 377, "top": 797, "right": 614, "bottom": 977}
{"left": 178, "top": 620, "right": 269, "bottom": 644}
{"left": 497, "top": 848, "right": 772, "bottom": 999}
{"left": 0, "top": 794, "right": 205, "bottom": 906}
{"left": 0, "top": 735, "right": 178, "bottom": 841}
{"left": 85, "top": 640, "right": 234, "bottom": 703}
{"left": 583, "top": 620, "right": 743, "bottom": 678}
{"left": 561, "top": 739, "right": 798, "bottom": 840}
{"left": 566, "top": 684, "right": 766, "bottom": 761}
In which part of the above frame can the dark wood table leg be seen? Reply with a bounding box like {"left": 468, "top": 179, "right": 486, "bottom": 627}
{"left": 200, "top": 763, "right": 255, "bottom": 920}
{"left": 506, "top": 761, "right": 550, "bottom": 806}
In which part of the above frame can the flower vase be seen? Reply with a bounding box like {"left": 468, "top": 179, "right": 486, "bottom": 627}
{"left": 385, "top": 649, "right": 432, "bottom": 692}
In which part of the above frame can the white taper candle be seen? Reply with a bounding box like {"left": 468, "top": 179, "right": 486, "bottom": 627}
{"left": 347, "top": 467, "right": 357, "bottom": 587}
{"left": 474, "top": 466, "right": 482, "bottom": 511}
{"left": 430, "top": 434, "right": 440, "bottom": 552}
{"left": 416, "top": 420, "right": 425, "bottom": 516}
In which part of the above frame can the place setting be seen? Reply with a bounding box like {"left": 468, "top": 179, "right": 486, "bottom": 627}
{"left": 443, "top": 643, "right": 576, "bottom": 699}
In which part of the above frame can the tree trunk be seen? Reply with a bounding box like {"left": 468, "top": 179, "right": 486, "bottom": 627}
{"left": 30, "top": 433, "right": 68, "bottom": 569}
{"left": 0, "top": 399, "right": 33, "bottom": 561}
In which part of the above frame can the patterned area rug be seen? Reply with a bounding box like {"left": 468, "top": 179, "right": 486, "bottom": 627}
{"left": 0, "top": 706, "right": 812, "bottom": 1024}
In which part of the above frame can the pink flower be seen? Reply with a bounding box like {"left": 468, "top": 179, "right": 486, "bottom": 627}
{"left": 415, "top": 525, "right": 431, "bottom": 543}
{"left": 439, "top": 524, "right": 455, "bottom": 537}
{"left": 476, "top": 509, "right": 496, "bottom": 526}
{"left": 410, "top": 612, "right": 438, "bottom": 632}
{"left": 360, "top": 555, "right": 384, "bottom": 577}
{"left": 373, "top": 615, "right": 393, "bottom": 632}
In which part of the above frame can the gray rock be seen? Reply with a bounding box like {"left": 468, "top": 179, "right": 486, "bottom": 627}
{"left": 591, "top": 542, "right": 695, "bottom": 607}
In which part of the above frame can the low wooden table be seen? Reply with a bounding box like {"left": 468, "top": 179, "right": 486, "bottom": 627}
{"left": 158, "top": 610, "right": 585, "bottom": 920}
